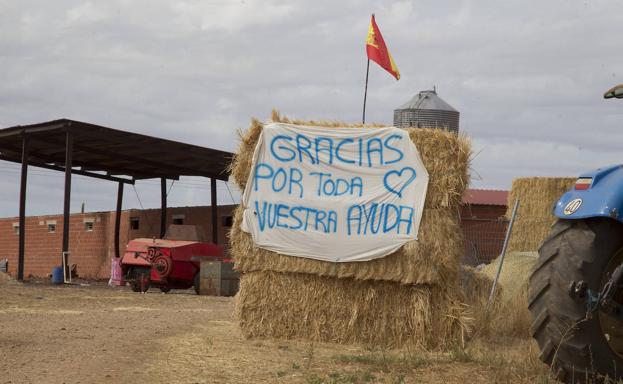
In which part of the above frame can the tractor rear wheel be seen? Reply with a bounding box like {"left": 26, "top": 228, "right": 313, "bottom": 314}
{"left": 529, "top": 218, "right": 623, "bottom": 383}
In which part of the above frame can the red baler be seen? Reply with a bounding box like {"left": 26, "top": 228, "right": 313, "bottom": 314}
{"left": 121, "top": 238, "right": 225, "bottom": 293}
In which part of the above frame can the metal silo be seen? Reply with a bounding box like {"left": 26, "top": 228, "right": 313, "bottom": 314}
{"left": 393, "top": 89, "right": 460, "bottom": 133}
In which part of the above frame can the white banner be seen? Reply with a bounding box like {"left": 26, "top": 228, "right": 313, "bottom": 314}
{"left": 241, "top": 123, "right": 429, "bottom": 262}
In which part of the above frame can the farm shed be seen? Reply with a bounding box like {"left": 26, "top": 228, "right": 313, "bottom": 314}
{"left": 0, "top": 119, "right": 232, "bottom": 280}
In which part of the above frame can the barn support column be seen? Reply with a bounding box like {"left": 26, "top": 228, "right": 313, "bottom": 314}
{"left": 160, "top": 178, "right": 167, "bottom": 238}
{"left": 17, "top": 134, "right": 28, "bottom": 281}
{"left": 61, "top": 131, "right": 73, "bottom": 277}
{"left": 211, "top": 177, "right": 218, "bottom": 244}
{"left": 114, "top": 182, "right": 124, "bottom": 258}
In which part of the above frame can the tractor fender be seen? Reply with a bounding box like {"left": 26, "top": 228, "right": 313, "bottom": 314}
{"left": 554, "top": 164, "right": 623, "bottom": 222}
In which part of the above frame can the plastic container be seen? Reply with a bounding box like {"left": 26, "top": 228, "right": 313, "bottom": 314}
{"left": 51, "top": 266, "right": 64, "bottom": 284}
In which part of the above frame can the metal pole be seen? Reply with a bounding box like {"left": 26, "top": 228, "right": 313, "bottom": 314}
{"left": 62, "top": 131, "right": 73, "bottom": 277}
{"left": 17, "top": 134, "right": 28, "bottom": 281}
{"left": 114, "top": 182, "right": 123, "bottom": 258}
{"left": 211, "top": 177, "right": 218, "bottom": 244}
{"left": 160, "top": 178, "right": 167, "bottom": 238}
{"left": 362, "top": 59, "right": 370, "bottom": 124}
{"left": 487, "top": 198, "right": 520, "bottom": 307}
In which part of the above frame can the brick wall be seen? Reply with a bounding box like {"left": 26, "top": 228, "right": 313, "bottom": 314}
{"left": 0, "top": 205, "right": 235, "bottom": 279}
{"left": 460, "top": 204, "right": 509, "bottom": 265}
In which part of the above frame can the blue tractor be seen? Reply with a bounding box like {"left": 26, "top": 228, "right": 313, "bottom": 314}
{"left": 529, "top": 84, "right": 623, "bottom": 383}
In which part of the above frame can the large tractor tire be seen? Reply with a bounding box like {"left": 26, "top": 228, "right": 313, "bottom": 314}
{"left": 529, "top": 218, "right": 623, "bottom": 383}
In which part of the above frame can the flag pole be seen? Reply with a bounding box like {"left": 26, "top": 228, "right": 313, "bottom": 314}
{"left": 362, "top": 58, "right": 370, "bottom": 124}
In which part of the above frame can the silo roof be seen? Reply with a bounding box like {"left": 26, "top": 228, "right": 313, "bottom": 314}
{"left": 397, "top": 90, "right": 458, "bottom": 112}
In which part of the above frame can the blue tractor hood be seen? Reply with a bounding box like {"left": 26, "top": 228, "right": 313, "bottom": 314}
{"left": 554, "top": 164, "right": 623, "bottom": 222}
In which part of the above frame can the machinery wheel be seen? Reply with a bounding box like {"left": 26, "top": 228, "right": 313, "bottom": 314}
{"left": 160, "top": 287, "right": 171, "bottom": 294}
{"left": 194, "top": 273, "right": 200, "bottom": 295}
{"left": 529, "top": 218, "right": 623, "bottom": 383}
{"left": 130, "top": 282, "right": 142, "bottom": 293}
{"left": 129, "top": 267, "right": 141, "bottom": 292}
{"left": 130, "top": 268, "right": 151, "bottom": 293}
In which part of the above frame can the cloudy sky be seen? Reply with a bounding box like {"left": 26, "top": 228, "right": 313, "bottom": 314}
{"left": 0, "top": 0, "right": 621, "bottom": 217}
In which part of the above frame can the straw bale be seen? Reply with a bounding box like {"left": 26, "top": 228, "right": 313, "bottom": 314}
{"left": 406, "top": 128, "right": 470, "bottom": 209}
{"left": 481, "top": 252, "right": 536, "bottom": 303}
{"left": 454, "top": 257, "right": 535, "bottom": 339}
{"left": 505, "top": 177, "right": 574, "bottom": 252}
{"left": 479, "top": 252, "right": 537, "bottom": 338}
{"left": 230, "top": 204, "right": 463, "bottom": 285}
{"left": 230, "top": 110, "right": 471, "bottom": 210}
{"left": 459, "top": 266, "right": 507, "bottom": 338}
{"left": 460, "top": 266, "right": 497, "bottom": 310}
{"left": 506, "top": 177, "right": 575, "bottom": 219}
{"left": 506, "top": 217, "right": 557, "bottom": 253}
{"left": 236, "top": 270, "right": 468, "bottom": 349}
{"left": 228, "top": 110, "right": 470, "bottom": 285}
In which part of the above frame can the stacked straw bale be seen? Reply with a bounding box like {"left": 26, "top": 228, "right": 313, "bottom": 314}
{"left": 231, "top": 206, "right": 462, "bottom": 285}
{"left": 236, "top": 271, "right": 467, "bottom": 349}
{"left": 230, "top": 112, "right": 471, "bottom": 286}
{"left": 231, "top": 111, "right": 471, "bottom": 348}
{"left": 505, "top": 177, "right": 575, "bottom": 252}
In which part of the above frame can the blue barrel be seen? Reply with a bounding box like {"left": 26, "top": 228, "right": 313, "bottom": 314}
{"left": 52, "top": 266, "right": 64, "bottom": 284}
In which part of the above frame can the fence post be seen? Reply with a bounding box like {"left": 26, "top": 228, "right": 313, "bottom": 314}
{"left": 487, "top": 198, "right": 520, "bottom": 308}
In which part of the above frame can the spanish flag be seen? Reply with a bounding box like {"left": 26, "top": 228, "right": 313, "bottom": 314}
{"left": 366, "top": 15, "right": 400, "bottom": 80}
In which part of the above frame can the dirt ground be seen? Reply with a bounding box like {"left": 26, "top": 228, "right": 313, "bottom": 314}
{"left": 0, "top": 277, "right": 553, "bottom": 384}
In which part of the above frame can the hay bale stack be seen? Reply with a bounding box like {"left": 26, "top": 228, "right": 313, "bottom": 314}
{"left": 506, "top": 177, "right": 575, "bottom": 252}
{"left": 236, "top": 271, "right": 467, "bottom": 349}
{"left": 229, "top": 112, "right": 471, "bottom": 285}
{"left": 232, "top": 111, "right": 471, "bottom": 349}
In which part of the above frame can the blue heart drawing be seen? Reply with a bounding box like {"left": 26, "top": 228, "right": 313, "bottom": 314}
{"left": 383, "top": 167, "right": 417, "bottom": 198}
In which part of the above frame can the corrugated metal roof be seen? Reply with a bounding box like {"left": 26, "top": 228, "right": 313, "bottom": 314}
{"left": 397, "top": 90, "right": 458, "bottom": 112}
{"left": 463, "top": 189, "right": 509, "bottom": 206}
{"left": 0, "top": 119, "right": 232, "bottom": 181}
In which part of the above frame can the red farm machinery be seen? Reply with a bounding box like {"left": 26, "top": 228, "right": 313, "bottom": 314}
{"left": 121, "top": 237, "right": 226, "bottom": 294}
